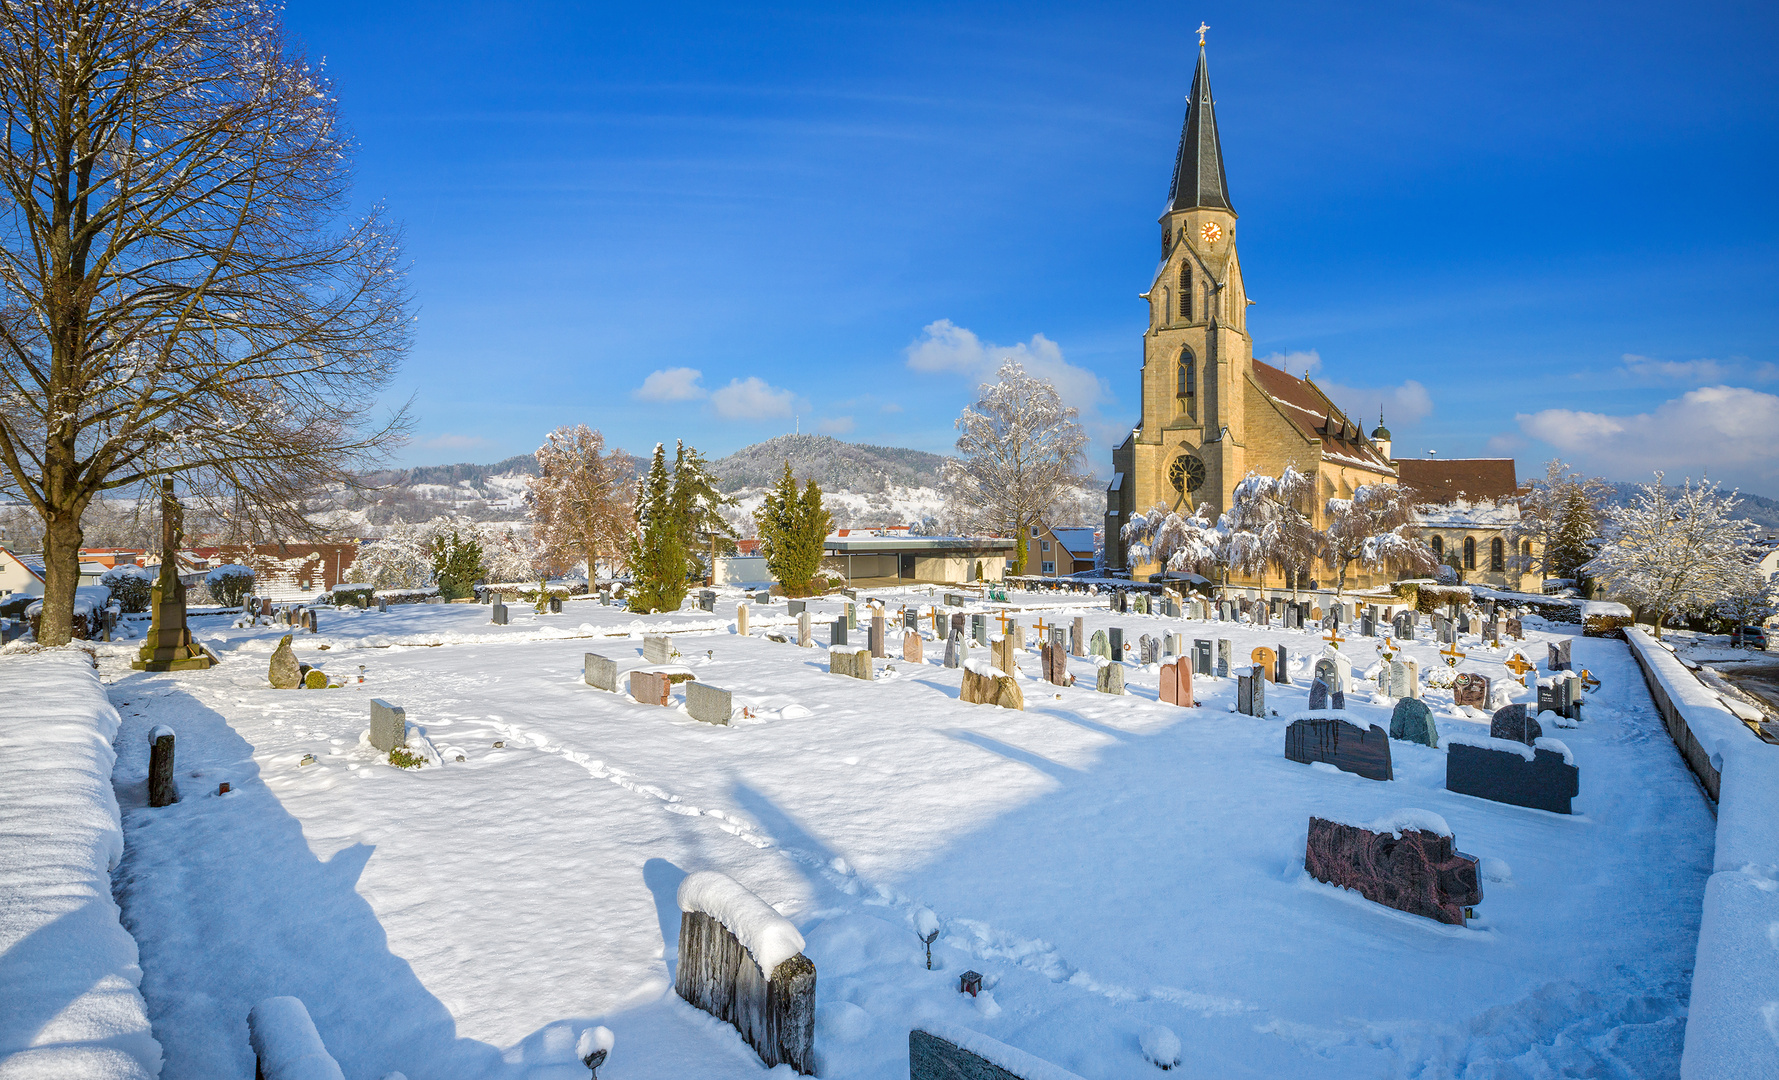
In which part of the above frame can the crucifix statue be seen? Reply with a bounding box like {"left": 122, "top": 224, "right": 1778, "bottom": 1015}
{"left": 133, "top": 478, "right": 215, "bottom": 671}
{"left": 1197, "top": 22, "right": 1209, "bottom": 45}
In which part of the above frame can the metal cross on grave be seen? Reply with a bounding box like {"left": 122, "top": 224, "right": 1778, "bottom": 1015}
{"left": 995, "top": 609, "right": 1014, "bottom": 636}
{"left": 1440, "top": 640, "right": 1467, "bottom": 668}
{"left": 1504, "top": 652, "right": 1535, "bottom": 678}
{"left": 1322, "top": 625, "right": 1345, "bottom": 649}
{"left": 1034, "top": 615, "right": 1052, "bottom": 642}
{"left": 1579, "top": 668, "right": 1601, "bottom": 693}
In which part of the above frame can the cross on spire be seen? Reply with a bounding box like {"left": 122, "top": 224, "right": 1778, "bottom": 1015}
{"left": 1197, "top": 22, "right": 1209, "bottom": 45}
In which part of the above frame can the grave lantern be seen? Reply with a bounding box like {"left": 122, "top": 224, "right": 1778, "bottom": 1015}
{"left": 959, "top": 971, "right": 983, "bottom": 997}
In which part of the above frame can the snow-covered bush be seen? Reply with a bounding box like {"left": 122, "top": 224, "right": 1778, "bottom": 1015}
{"left": 100, "top": 564, "right": 155, "bottom": 613}
{"left": 205, "top": 564, "right": 254, "bottom": 608}
{"left": 330, "top": 583, "right": 375, "bottom": 607}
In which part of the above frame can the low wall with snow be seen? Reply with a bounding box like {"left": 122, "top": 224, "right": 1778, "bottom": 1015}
{"left": 1624, "top": 628, "right": 1779, "bottom": 1080}
{"left": 0, "top": 652, "right": 160, "bottom": 1079}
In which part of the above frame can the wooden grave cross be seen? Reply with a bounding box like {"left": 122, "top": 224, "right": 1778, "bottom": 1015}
{"left": 1503, "top": 651, "right": 1534, "bottom": 678}
{"left": 1579, "top": 668, "right": 1601, "bottom": 693}
{"left": 1440, "top": 640, "right": 1467, "bottom": 669}
{"left": 995, "top": 609, "right": 1014, "bottom": 636}
{"left": 1322, "top": 625, "right": 1345, "bottom": 649}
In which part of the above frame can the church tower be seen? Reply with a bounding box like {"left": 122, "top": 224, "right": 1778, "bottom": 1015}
{"left": 1108, "top": 35, "right": 1254, "bottom": 570}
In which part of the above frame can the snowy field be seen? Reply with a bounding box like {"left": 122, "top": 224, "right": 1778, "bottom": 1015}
{"left": 93, "top": 591, "right": 1713, "bottom": 1079}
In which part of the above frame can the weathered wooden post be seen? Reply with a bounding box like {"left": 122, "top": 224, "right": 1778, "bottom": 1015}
{"left": 247, "top": 996, "right": 345, "bottom": 1080}
{"left": 674, "top": 871, "right": 816, "bottom": 1074}
{"left": 147, "top": 726, "right": 178, "bottom": 807}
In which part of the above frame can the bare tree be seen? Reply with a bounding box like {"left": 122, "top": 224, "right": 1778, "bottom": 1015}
{"left": 1322, "top": 483, "right": 1438, "bottom": 598}
{"left": 0, "top": 1, "right": 411, "bottom": 644}
{"left": 942, "top": 360, "right": 1088, "bottom": 573}
{"left": 527, "top": 425, "right": 634, "bottom": 581}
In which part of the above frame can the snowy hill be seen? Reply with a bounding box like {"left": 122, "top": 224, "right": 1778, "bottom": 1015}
{"left": 1600, "top": 482, "right": 1779, "bottom": 533}
{"left": 708, "top": 435, "right": 948, "bottom": 494}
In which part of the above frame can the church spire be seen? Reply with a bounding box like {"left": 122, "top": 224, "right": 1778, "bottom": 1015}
{"left": 1166, "top": 39, "right": 1233, "bottom": 213}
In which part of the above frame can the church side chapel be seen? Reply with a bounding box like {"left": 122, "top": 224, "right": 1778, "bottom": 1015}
{"left": 1106, "top": 35, "right": 1537, "bottom": 592}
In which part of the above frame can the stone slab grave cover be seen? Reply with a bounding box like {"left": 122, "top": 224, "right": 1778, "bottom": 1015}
{"left": 909, "top": 1024, "right": 1086, "bottom": 1080}
{"left": 369, "top": 699, "right": 407, "bottom": 753}
{"left": 630, "top": 670, "right": 672, "bottom": 707}
{"left": 583, "top": 653, "right": 618, "bottom": 692}
{"left": 1304, "top": 815, "right": 1482, "bottom": 926}
{"left": 1193, "top": 639, "right": 1213, "bottom": 676}
{"left": 1549, "top": 639, "right": 1572, "bottom": 671}
{"left": 961, "top": 659, "right": 1023, "bottom": 709}
{"left": 1089, "top": 629, "right": 1110, "bottom": 660}
{"left": 1236, "top": 668, "right": 1266, "bottom": 716}
{"left": 675, "top": 872, "right": 816, "bottom": 1074}
{"left": 1285, "top": 716, "right": 1394, "bottom": 781}
{"left": 1251, "top": 646, "right": 1277, "bottom": 683}
{"left": 1216, "top": 638, "right": 1232, "bottom": 677}
{"left": 1095, "top": 659, "right": 1125, "bottom": 695}
{"left": 643, "top": 634, "right": 673, "bottom": 664}
{"left": 1071, "top": 616, "right": 1086, "bottom": 657}
{"left": 904, "top": 630, "right": 923, "bottom": 664}
{"left": 686, "top": 681, "right": 733, "bottom": 725}
{"left": 1490, "top": 703, "right": 1543, "bottom": 745}
{"left": 1447, "top": 736, "right": 1579, "bottom": 814}
{"left": 1388, "top": 698, "right": 1438, "bottom": 747}
{"left": 829, "top": 646, "right": 873, "bottom": 681}
{"left": 944, "top": 629, "right": 964, "bottom": 668}
{"left": 1160, "top": 657, "right": 1192, "bottom": 707}
{"left": 1453, "top": 672, "right": 1490, "bottom": 709}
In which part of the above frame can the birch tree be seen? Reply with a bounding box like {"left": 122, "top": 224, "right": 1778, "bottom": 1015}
{"left": 942, "top": 360, "right": 1087, "bottom": 574}
{"left": 1582, "top": 473, "right": 1755, "bottom": 637}
{"left": 1220, "top": 467, "right": 1318, "bottom": 598}
{"left": 1322, "top": 483, "right": 1438, "bottom": 598}
{"left": 527, "top": 424, "right": 634, "bottom": 581}
{"left": 0, "top": 0, "right": 411, "bottom": 644}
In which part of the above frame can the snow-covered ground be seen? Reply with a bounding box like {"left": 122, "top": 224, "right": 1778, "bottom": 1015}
{"left": 92, "top": 592, "right": 1712, "bottom": 1079}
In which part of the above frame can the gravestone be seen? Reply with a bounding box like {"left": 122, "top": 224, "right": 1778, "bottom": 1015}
{"left": 1285, "top": 716, "right": 1394, "bottom": 781}
{"left": 1216, "top": 638, "right": 1232, "bottom": 678}
{"left": 1041, "top": 640, "right": 1069, "bottom": 686}
{"left": 909, "top": 1026, "right": 1084, "bottom": 1080}
{"left": 1160, "top": 657, "right": 1192, "bottom": 706}
{"left": 1139, "top": 634, "right": 1158, "bottom": 664}
{"left": 1388, "top": 659, "right": 1419, "bottom": 699}
{"left": 583, "top": 653, "right": 618, "bottom": 692}
{"left": 630, "top": 670, "right": 672, "bottom": 706}
{"left": 1193, "top": 639, "right": 1213, "bottom": 675}
{"left": 1360, "top": 614, "right": 1374, "bottom": 637}
{"left": 1458, "top": 612, "right": 1472, "bottom": 634}
{"left": 829, "top": 646, "right": 872, "bottom": 681}
{"left": 951, "top": 612, "right": 967, "bottom": 640}
{"left": 1310, "top": 659, "right": 1345, "bottom": 710}
{"left": 643, "top": 634, "right": 673, "bottom": 664}
{"left": 993, "top": 633, "right": 1018, "bottom": 676}
{"left": 1437, "top": 618, "right": 1454, "bottom": 644}
{"left": 1071, "top": 616, "right": 1085, "bottom": 657}
{"left": 1237, "top": 668, "right": 1266, "bottom": 716}
{"left": 1447, "top": 738, "right": 1578, "bottom": 814}
{"left": 1109, "top": 627, "right": 1124, "bottom": 657}
{"left": 369, "top": 699, "right": 407, "bottom": 753}
{"left": 788, "top": 600, "right": 806, "bottom": 616}
{"left": 491, "top": 603, "right": 509, "bottom": 626}
{"left": 736, "top": 603, "right": 749, "bottom": 636}
{"left": 944, "top": 629, "right": 964, "bottom": 668}
{"left": 378, "top": 598, "right": 388, "bottom": 614}
{"left": 1089, "top": 629, "right": 1111, "bottom": 660}
{"left": 1388, "top": 698, "right": 1438, "bottom": 747}
{"left": 904, "top": 630, "right": 923, "bottom": 664}
{"left": 268, "top": 635, "right": 301, "bottom": 689}
{"left": 841, "top": 588, "right": 858, "bottom": 601}
{"left": 305, "top": 610, "right": 319, "bottom": 634}
{"left": 1308, "top": 676, "right": 1338, "bottom": 711}
{"left": 1452, "top": 672, "right": 1490, "bottom": 709}
{"left": 1489, "top": 703, "right": 1543, "bottom": 745}
{"left": 869, "top": 611, "right": 886, "bottom": 658}
{"left": 847, "top": 602, "right": 857, "bottom": 631}
{"left": 686, "top": 682, "right": 733, "bottom": 725}
{"left": 797, "top": 610, "right": 812, "bottom": 647}
{"left": 697, "top": 590, "right": 716, "bottom": 613}
{"left": 1304, "top": 816, "right": 1481, "bottom": 926}
{"left": 972, "top": 614, "right": 989, "bottom": 647}
{"left": 1394, "top": 612, "right": 1414, "bottom": 640}
{"left": 1274, "top": 646, "right": 1290, "bottom": 684}
{"left": 1095, "top": 660, "right": 1125, "bottom": 695}
{"left": 1506, "top": 617, "right": 1523, "bottom": 640}
{"left": 1548, "top": 639, "right": 1572, "bottom": 671}
{"left": 960, "top": 660, "right": 1022, "bottom": 709}
{"left": 832, "top": 618, "right": 848, "bottom": 646}
{"left": 1251, "top": 646, "right": 1277, "bottom": 681}
{"left": 904, "top": 608, "right": 919, "bottom": 631}
{"left": 1135, "top": 594, "right": 1149, "bottom": 615}
{"left": 1483, "top": 617, "right": 1497, "bottom": 644}
{"left": 1256, "top": 603, "right": 1270, "bottom": 628}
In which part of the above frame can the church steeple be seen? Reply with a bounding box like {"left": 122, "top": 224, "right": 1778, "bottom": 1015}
{"left": 1166, "top": 41, "right": 1232, "bottom": 213}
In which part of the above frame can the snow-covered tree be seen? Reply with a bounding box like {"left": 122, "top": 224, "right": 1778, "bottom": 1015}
{"left": 669, "top": 441, "right": 738, "bottom": 585}
{"left": 1122, "top": 503, "right": 1222, "bottom": 576}
{"left": 941, "top": 361, "right": 1088, "bottom": 574}
{"left": 1510, "top": 459, "right": 1609, "bottom": 583}
{"left": 478, "top": 524, "right": 541, "bottom": 584}
{"left": 528, "top": 425, "right": 635, "bottom": 581}
{"left": 756, "top": 461, "right": 832, "bottom": 596}
{"left": 1714, "top": 564, "right": 1776, "bottom": 630}
{"left": 353, "top": 520, "right": 444, "bottom": 590}
{"left": 1583, "top": 473, "right": 1756, "bottom": 637}
{"left": 1322, "top": 484, "right": 1438, "bottom": 598}
{"left": 628, "top": 444, "right": 687, "bottom": 613}
{"left": 1220, "top": 468, "right": 1318, "bottom": 597}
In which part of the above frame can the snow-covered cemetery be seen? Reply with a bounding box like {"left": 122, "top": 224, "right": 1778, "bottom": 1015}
{"left": 2, "top": 5, "right": 1777, "bottom": 1080}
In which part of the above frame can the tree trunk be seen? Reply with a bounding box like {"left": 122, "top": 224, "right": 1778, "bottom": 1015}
{"left": 37, "top": 510, "right": 87, "bottom": 647}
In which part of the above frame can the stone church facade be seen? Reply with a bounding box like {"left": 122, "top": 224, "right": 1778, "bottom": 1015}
{"left": 1105, "top": 41, "right": 1537, "bottom": 594}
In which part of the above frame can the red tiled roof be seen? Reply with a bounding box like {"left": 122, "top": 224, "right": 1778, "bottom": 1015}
{"left": 1248, "top": 360, "right": 1393, "bottom": 472}
{"left": 1396, "top": 459, "right": 1519, "bottom": 504}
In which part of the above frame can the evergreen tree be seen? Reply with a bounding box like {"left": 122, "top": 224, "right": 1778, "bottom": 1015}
{"left": 1511, "top": 460, "right": 1609, "bottom": 584}
{"left": 628, "top": 444, "right": 688, "bottom": 613}
{"left": 430, "top": 529, "right": 484, "bottom": 600}
{"left": 756, "top": 461, "right": 832, "bottom": 595}
{"left": 669, "top": 441, "right": 739, "bottom": 585}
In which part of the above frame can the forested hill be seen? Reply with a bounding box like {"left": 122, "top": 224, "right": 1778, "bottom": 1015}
{"left": 1600, "top": 482, "right": 1779, "bottom": 532}
{"left": 709, "top": 435, "right": 948, "bottom": 494}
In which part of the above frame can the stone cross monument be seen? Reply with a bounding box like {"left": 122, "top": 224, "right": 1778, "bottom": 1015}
{"left": 132, "top": 479, "right": 215, "bottom": 671}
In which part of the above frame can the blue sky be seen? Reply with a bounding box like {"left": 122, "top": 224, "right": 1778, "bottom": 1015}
{"left": 286, "top": 1, "right": 1779, "bottom": 496}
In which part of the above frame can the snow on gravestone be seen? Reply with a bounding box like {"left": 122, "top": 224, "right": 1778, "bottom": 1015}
{"left": 1304, "top": 812, "right": 1482, "bottom": 927}
{"left": 368, "top": 699, "right": 407, "bottom": 753}
{"left": 1445, "top": 734, "right": 1578, "bottom": 814}
{"left": 961, "top": 659, "right": 1024, "bottom": 709}
{"left": 1548, "top": 639, "right": 1572, "bottom": 671}
{"left": 583, "top": 653, "right": 618, "bottom": 693}
{"left": 1285, "top": 714, "right": 1394, "bottom": 781}
{"left": 909, "top": 1022, "right": 1087, "bottom": 1080}
{"left": 686, "top": 682, "right": 733, "bottom": 726}
{"left": 674, "top": 871, "right": 816, "bottom": 1074}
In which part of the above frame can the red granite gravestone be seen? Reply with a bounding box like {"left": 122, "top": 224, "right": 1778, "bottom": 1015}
{"left": 1285, "top": 717, "right": 1393, "bottom": 781}
{"left": 1041, "top": 641, "right": 1069, "bottom": 686}
{"left": 629, "top": 670, "right": 671, "bottom": 707}
{"left": 1304, "top": 816, "right": 1482, "bottom": 926}
{"left": 903, "top": 631, "right": 923, "bottom": 664}
{"left": 1452, "top": 672, "right": 1490, "bottom": 708}
{"left": 1159, "top": 658, "right": 1193, "bottom": 707}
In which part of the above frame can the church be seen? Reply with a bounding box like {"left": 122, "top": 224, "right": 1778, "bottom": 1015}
{"left": 1104, "top": 38, "right": 1536, "bottom": 594}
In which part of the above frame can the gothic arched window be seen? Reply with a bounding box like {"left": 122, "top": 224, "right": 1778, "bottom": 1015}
{"left": 1430, "top": 535, "right": 1443, "bottom": 558}
{"left": 1490, "top": 538, "right": 1504, "bottom": 572}
{"left": 1463, "top": 537, "right": 1477, "bottom": 570}
{"left": 1176, "top": 348, "right": 1196, "bottom": 418}
{"left": 1178, "top": 264, "right": 1192, "bottom": 319}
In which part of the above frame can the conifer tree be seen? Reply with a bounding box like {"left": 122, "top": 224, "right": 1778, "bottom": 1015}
{"left": 430, "top": 529, "right": 483, "bottom": 600}
{"left": 1511, "top": 460, "right": 1610, "bottom": 584}
{"left": 669, "top": 441, "right": 738, "bottom": 585}
{"left": 628, "top": 444, "right": 688, "bottom": 613}
{"left": 756, "top": 462, "right": 832, "bottom": 596}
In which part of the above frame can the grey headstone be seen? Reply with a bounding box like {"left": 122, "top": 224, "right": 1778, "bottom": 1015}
{"left": 490, "top": 603, "right": 507, "bottom": 626}
{"left": 1389, "top": 698, "right": 1438, "bottom": 746}
{"left": 972, "top": 614, "right": 988, "bottom": 646}
{"left": 1491, "top": 704, "right": 1543, "bottom": 745}
{"left": 832, "top": 618, "right": 848, "bottom": 646}
{"left": 584, "top": 653, "right": 617, "bottom": 692}
{"left": 798, "top": 610, "right": 812, "bottom": 645}
{"left": 1193, "top": 639, "right": 1212, "bottom": 675}
{"left": 1089, "top": 629, "right": 1110, "bottom": 660}
{"left": 1096, "top": 661, "right": 1125, "bottom": 695}
{"left": 370, "top": 699, "right": 407, "bottom": 753}
{"left": 944, "top": 629, "right": 963, "bottom": 668}
{"left": 685, "top": 681, "right": 732, "bottom": 725}
{"left": 643, "top": 634, "right": 673, "bottom": 664}
{"left": 1109, "top": 627, "right": 1124, "bottom": 659}
{"left": 1216, "top": 638, "right": 1231, "bottom": 678}
{"left": 1237, "top": 669, "right": 1266, "bottom": 716}
{"left": 788, "top": 599, "right": 806, "bottom": 616}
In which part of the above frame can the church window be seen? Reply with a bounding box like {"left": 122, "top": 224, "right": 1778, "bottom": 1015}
{"left": 1490, "top": 538, "right": 1504, "bottom": 572}
{"left": 1178, "top": 264, "right": 1192, "bottom": 319}
{"left": 1176, "top": 348, "right": 1196, "bottom": 417}
{"left": 1430, "top": 535, "right": 1443, "bottom": 558}
{"left": 1463, "top": 537, "right": 1476, "bottom": 570}
{"left": 1521, "top": 540, "right": 1532, "bottom": 559}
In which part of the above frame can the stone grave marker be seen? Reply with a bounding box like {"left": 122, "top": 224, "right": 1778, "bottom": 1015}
{"left": 1193, "top": 639, "right": 1212, "bottom": 675}
{"left": 1256, "top": 603, "right": 1270, "bottom": 628}
{"left": 1089, "top": 629, "right": 1110, "bottom": 659}
{"left": 1393, "top": 612, "right": 1414, "bottom": 640}
{"left": 1489, "top": 703, "right": 1543, "bottom": 745}
{"left": 1160, "top": 657, "right": 1192, "bottom": 707}
{"left": 1360, "top": 613, "right": 1374, "bottom": 637}
{"left": 369, "top": 699, "right": 407, "bottom": 753}
{"left": 788, "top": 599, "right": 806, "bottom": 616}
{"left": 1304, "top": 816, "right": 1481, "bottom": 926}
{"left": 1452, "top": 672, "right": 1490, "bottom": 709}
{"left": 832, "top": 617, "right": 848, "bottom": 646}
{"left": 1274, "top": 645, "right": 1290, "bottom": 684}
{"left": 1548, "top": 639, "right": 1572, "bottom": 671}
{"left": 583, "top": 653, "right": 618, "bottom": 692}
{"left": 1071, "top": 616, "right": 1085, "bottom": 657}
{"left": 1309, "top": 658, "right": 1345, "bottom": 710}
{"left": 846, "top": 602, "right": 857, "bottom": 631}
{"left": 1096, "top": 659, "right": 1125, "bottom": 695}
{"left": 737, "top": 603, "right": 749, "bottom": 636}
{"left": 268, "top": 635, "right": 300, "bottom": 689}
{"left": 630, "top": 670, "right": 672, "bottom": 706}
{"left": 829, "top": 646, "right": 873, "bottom": 681}
{"left": 797, "top": 610, "right": 812, "bottom": 646}
{"left": 960, "top": 660, "right": 1022, "bottom": 709}
{"left": 841, "top": 588, "right": 858, "bottom": 601}
{"left": 1388, "top": 698, "right": 1438, "bottom": 746}
{"left": 675, "top": 872, "right": 816, "bottom": 1073}
{"left": 1139, "top": 633, "right": 1157, "bottom": 664}
{"left": 972, "top": 614, "right": 989, "bottom": 647}
{"left": 951, "top": 612, "right": 967, "bottom": 640}
{"left": 944, "top": 629, "right": 964, "bottom": 668}
{"left": 1237, "top": 668, "right": 1266, "bottom": 716}
{"left": 643, "top": 634, "right": 673, "bottom": 664}
{"left": 1285, "top": 716, "right": 1394, "bottom": 781}
{"left": 1446, "top": 737, "right": 1578, "bottom": 814}
{"left": 1506, "top": 617, "right": 1523, "bottom": 640}
{"left": 903, "top": 608, "right": 918, "bottom": 631}
{"left": 490, "top": 603, "right": 508, "bottom": 626}
{"left": 1041, "top": 640, "right": 1069, "bottom": 686}
{"left": 1216, "top": 638, "right": 1231, "bottom": 678}
{"left": 686, "top": 682, "right": 733, "bottom": 725}
{"left": 993, "top": 633, "right": 1018, "bottom": 676}
{"left": 1251, "top": 646, "right": 1277, "bottom": 681}
{"left": 903, "top": 630, "right": 923, "bottom": 664}
{"left": 1109, "top": 627, "right": 1124, "bottom": 658}
{"left": 909, "top": 1026, "right": 1083, "bottom": 1080}
{"left": 697, "top": 589, "right": 716, "bottom": 612}
{"left": 869, "top": 611, "right": 886, "bottom": 658}
{"left": 377, "top": 598, "right": 388, "bottom": 614}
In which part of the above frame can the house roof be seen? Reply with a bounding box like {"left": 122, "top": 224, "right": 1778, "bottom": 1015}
{"left": 1396, "top": 459, "right": 1520, "bottom": 504}
{"left": 1248, "top": 359, "right": 1394, "bottom": 472}
{"left": 1048, "top": 527, "right": 1097, "bottom": 556}
{"left": 1166, "top": 45, "right": 1233, "bottom": 213}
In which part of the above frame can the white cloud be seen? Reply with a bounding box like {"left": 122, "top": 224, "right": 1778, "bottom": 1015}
{"left": 1316, "top": 378, "right": 1434, "bottom": 429}
{"left": 1256, "top": 349, "right": 1323, "bottom": 377}
{"left": 711, "top": 376, "right": 796, "bottom": 420}
{"left": 633, "top": 367, "right": 707, "bottom": 402}
{"left": 817, "top": 415, "right": 856, "bottom": 435}
{"left": 880, "top": 402, "right": 904, "bottom": 414}
{"left": 1518, "top": 385, "right": 1779, "bottom": 489}
{"left": 1618, "top": 354, "right": 1778, "bottom": 384}
{"left": 905, "top": 319, "right": 1119, "bottom": 444}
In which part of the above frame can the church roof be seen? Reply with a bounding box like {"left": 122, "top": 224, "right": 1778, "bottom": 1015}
{"left": 1166, "top": 45, "right": 1233, "bottom": 214}
{"left": 1396, "top": 459, "right": 1520, "bottom": 504}
{"left": 1249, "top": 359, "right": 1393, "bottom": 472}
